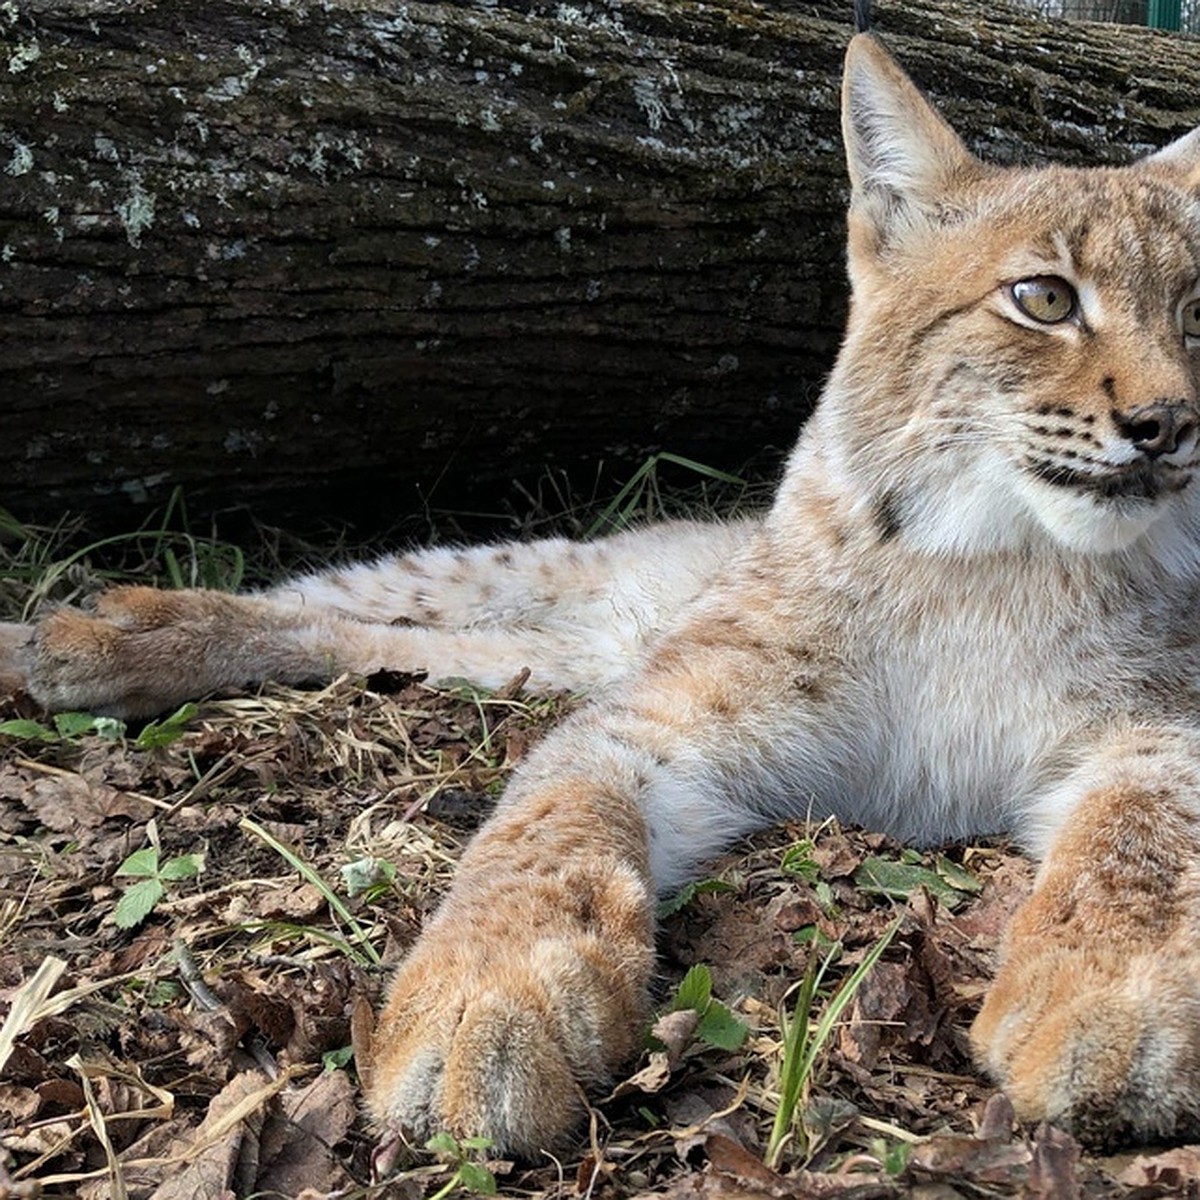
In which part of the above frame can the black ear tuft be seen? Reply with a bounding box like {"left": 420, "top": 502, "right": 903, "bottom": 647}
{"left": 853, "top": 0, "right": 873, "bottom": 34}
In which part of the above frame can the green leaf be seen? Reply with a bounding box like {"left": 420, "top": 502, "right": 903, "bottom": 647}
{"left": 672, "top": 964, "right": 713, "bottom": 1014}
{"left": 93, "top": 716, "right": 127, "bottom": 741}
{"left": 114, "top": 878, "right": 164, "bottom": 929}
{"left": 147, "top": 979, "right": 183, "bottom": 1007}
{"left": 425, "top": 1132, "right": 458, "bottom": 1157}
{"left": 322, "top": 1045, "right": 354, "bottom": 1072}
{"left": 456, "top": 1162, "right": 497, "bottom": 1196}
{"left": 884, "top": 1140, "right": 913, "bottom": 1175}
{"left": 853, "top": 855, "right": 965, "bottom": 909}
{"left": 793, "top": 924, "right": 838, "bottom": 953}
{"left": 695, "top": 1000, "right": 749, "bottom": 1051}
{"left": 53, "top": 711, "right": 99, "bottom": 738}
{"left": 458, "top": 1137, "right": 494, "bottom": 1152}
{"left": 158, "top": 853, "right": 203, "bottom": 881}
{"left": 115, "top": 847, "right": 160, "bottom": 878}
{"left": 0, "top": 718, "right": 57, "bottom": 742}
{"left": 780, "top": 840, "right": 820, "bottom": 882}
{"left": 135, "top": 702, "right": 198, "bottom": 749}
{"left": 341, "top": 856, "right": 395, "bottom": 898}
{"left": 656, "top": 877, "right": 736, "bottom": 919}
{"left": 934, "top": 854, "right": 983, "bottom": 895}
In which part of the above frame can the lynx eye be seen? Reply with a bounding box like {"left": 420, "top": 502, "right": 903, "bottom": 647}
{"left": 1184, "top": 297, "right": 1200, "bottom": 339}
{"left": 1010, "top": 276, "right": 1077, "bottom": 324}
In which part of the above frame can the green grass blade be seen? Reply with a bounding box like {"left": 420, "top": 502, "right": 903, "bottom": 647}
{"left": 766, "top": 916, "right": 901, "bottom": 1168}
{"left": 240, "top": 817, "right": 381, "bottom": 965}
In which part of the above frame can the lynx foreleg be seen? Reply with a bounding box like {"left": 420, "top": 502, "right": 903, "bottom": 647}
{"left": 972, "top": 726, "right": 1200, "bottom": 1145}
{"left": 367, "top": 614, "right": 794, "bottom": 1154}
{"left": 367, "top": 747, "right": 658, "bottom": 1155}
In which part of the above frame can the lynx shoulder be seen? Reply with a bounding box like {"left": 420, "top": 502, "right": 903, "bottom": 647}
{"left": 3, "top": 24, "right": 1200, "bottom": 1157}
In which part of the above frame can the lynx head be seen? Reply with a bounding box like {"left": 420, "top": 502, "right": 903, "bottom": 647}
{"left": 824, "top": 34, "right": 1200, "bottom": 564}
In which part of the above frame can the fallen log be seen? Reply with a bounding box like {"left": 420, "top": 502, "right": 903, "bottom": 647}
{"left": 2, "top": 0, "right": 1199, "bottom": 529}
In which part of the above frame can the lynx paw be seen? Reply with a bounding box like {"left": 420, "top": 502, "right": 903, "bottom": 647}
{"left": 369, "top": 869, "right": 653, "bottom": 1157}
{"left": 29, "top": 587, "right": 238, "bottom": 717}
{"left": 971, "top": 937, "right": 1200, "bottom": 1145}
{"left": 370, "top": 960, "right": 584, "bottom": 1155}
{"left": 0, "top": 622, "right": 34, "bottom": 697}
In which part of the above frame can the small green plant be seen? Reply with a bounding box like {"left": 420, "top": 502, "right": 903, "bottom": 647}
{"left": 134, "top": 703, "right": 198, "bottom": 749}
{"left": 656, "top": 876, "right": 737, "bottom": 919}
{"left": 780, "top": 838, "right": 837, "bottom": 911}
{"left": 340, "top": 856, "right": 398, "bottom": 904}
{"left": 240, "top": 817, "right": 382, "bottom": 966}
{"left": 322, "top": 1044, "right": 355, "bottom": 1072}
{"left": 853, "top": 851, "right": 980, "bottom": 910}
{"left": 584, "top": 452, "right": 746, "bottom": 539}
{"left": 0, "top": 711, "right": 124, "bottom": 743}
{"left": 668, "top": 963, "right": 749, "bottom": 1052}
{"left": 0, "top": 703, "right": 197, "bottom": 749}
{"left": 424, "top": 1132, "right": 496, "bottom": 1199}
{"left": 780, "top": 839, "right": 820, "bottom": 882}
{"left": 872, "top": 1136, "right": 913, "bottom": 1176}
{"left": 113, "top": 847, "right": 205, "bottom": 929}
{"left": 765, "top": 917, "right": 901, "bottom": 1169}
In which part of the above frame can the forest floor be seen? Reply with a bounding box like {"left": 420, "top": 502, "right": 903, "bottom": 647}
{"left": 0, "top": 499, "right": 1197, "bottom": 1200}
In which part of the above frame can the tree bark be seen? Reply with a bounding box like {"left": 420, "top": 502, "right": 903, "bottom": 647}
{"left": 2, "top": 0, "right": 1199, "bottom": 531}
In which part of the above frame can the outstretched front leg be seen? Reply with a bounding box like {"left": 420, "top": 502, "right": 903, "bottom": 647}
{"left": 367, "top": 741, "right": 658, "bottom": 1154}
{"left": 972, "top": 725, "right": 1200, "bottom": 1144}
{"left": 366, "top": 591, "right": 818, "bottom": 1154}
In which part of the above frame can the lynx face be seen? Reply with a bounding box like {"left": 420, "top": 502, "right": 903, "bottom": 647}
{"left": 828, "top": 50, "right": 1200, "bottom": 560}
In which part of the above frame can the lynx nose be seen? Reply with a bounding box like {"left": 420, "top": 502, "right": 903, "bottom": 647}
{"left": 1113, "top": 403, "right": 1197, "bottom": 459}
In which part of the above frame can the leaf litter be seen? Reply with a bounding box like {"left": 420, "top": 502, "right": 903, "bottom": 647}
{"left": 0, "top": 668, "right": 1197, "bottom": 1198}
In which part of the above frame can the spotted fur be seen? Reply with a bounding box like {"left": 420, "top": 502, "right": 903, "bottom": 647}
{"left": 4, "top": 32, "right": 1200, "bottom": 1154}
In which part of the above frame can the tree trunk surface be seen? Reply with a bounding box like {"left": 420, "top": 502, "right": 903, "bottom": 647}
{"left": 3, "top": 0, "right": 1199, "bottom": 530}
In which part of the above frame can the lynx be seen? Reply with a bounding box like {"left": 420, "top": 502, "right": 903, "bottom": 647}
{"left": 5, "top": 25, "right": 1200, "bottom": 1156}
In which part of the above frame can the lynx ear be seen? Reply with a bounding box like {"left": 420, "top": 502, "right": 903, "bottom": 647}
{"left": 1139, "top": 127, "right": 1200, "bottom": 188}
{"left": 842, "top": 34, "right": 980, "bottom": 239}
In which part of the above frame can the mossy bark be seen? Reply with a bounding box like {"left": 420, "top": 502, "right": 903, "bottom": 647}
{"left": 2, "top": 0, "right": 1199, "bottom": 529}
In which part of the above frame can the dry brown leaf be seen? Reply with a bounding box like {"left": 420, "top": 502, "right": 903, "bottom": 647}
{"left": 147, "top": 1069, "right": 280, "bottom": 1200}
{"left": 254, "top": 881, "right": 325, "bottom": 921}
{"left": 838, "top": 960, "right": 911, "bottom": 1070}
{"left": 254, "top": 1070, "right": 355, "bottom": 1196}
{"left": 1025, "top": 1122, "right": 1080, "bottom": 1200}
{"left": 0, "top": 1117, "right": 75, "bottom": 1157}
{"left": 642, "top": 1165, "right": 899, "bottom": 1199}
{"left": 910, "top": 1132, "right": 1032, "bottom": 1185}
{"left": 10, "top": 769, "right": 154, "bottom": 831}
{"left": 703, "top": 1132, "right": 783, "bottom": 1186}
{"left": 607, "top": 1050, "right": 673, "bottom": 1099}
{"left": 0, "top": 1084, "right": 39, "bottom": 1125}
{"left": 1116, "top": 1143, "right": 1200, "bottom": 1190}
{"left": 652, "top": 1008, "right": 701, "bottom": 1066}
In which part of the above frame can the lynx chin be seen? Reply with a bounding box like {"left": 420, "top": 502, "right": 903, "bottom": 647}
{"left": 4, "top": 25, "right": 1200, "bottom": 1157}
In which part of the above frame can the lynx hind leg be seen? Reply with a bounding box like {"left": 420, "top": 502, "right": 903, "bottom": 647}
{"left": 268, "top": 518, "right": 754, "bottom": 631}
{"left": 973, "top": 737, "right": 1200, "bottom": 1144}
{"left": 26, "top": 582, "right": 653, "bottom": 718}
{"left": 0, "top": 621, "right": 32, "bottom": 697}
{"left": 26, "top": 586, "right": 333, "bottom": 718}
